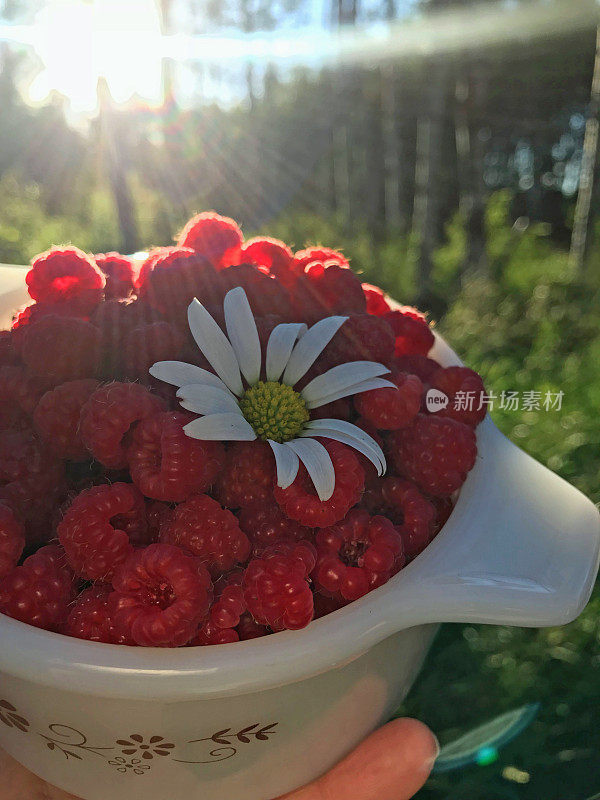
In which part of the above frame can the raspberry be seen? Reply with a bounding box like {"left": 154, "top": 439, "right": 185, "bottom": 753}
{"left": 362, "top": 283, "right": 391, "bottom": 316}
{"left": 123, "top": 321, "right": 185, "bottom": 381}
{"left": 11, "top": 302, "right": 84, "bottom": 339}
{"left": 177, "top": 211, "right": 243, "bottom": 268}
{"left": 384, "top": 308, "right": 434, "bottom": 357}
{"left": 64, "top": 585, "right": 119, "bottom": 644}
{"left": 0, "top": 503, "right": 24, "bottom": 579}
{"left": 110, "top": 543, "right": 212, "bottom": 647}
{"left": 136, "top": 246, "right": 193, "bottom": 289}
{"left": 432, "top": 495, "right": 454, "bottom": 533}
{"left": 58, "top": 483, "right": 147, "bottom": 581}
{"left": 238, "top": 503, "right": 313, "bottom": 553}
{"left": 0, "top": 544, "right": 75, "bottom": 631}
{"left": 33, "top": 379, "right": 99, "bottom": 460}
{"left": 317, "top": 314, "right": 395, "bottom": 369}
{"left": 313, "top": 592, "right": 344, "bottom": 618}
{"left": 215, "top": 440, "right": 276, "bottom": 510}
{"left": 314, "top": 509, "right": 404, "bottom": 602}
{"left": 91, "top": 298, "right": 165, "bottom": 377}
{"left": 236, "top": 612, "right": 269, "bottom": 639}
{"left": 160, "top": 494, "right": 250, "bottom": 574}
{"left": 193, "top": 619, "right": 239, "bottom": 645}
{"left": 146, "top": 500, "right": 173, "bottom": 542}
{"left": 190, "top": 570, "right": 246, "bottom": 643}
{"left": 0, "top": 331, "right": 19, "bottom": 366}
{"left": 389, "top": 414, "right": 477, "bottom": 497}
{"left": 240, "top": 237, "right": 294, "bottom": 283}
{"left": 80, "top": 382, "right": 165, "bottom": 469}
{"left": 293, "top": 247, "right": 350, "bottom": 272}
{"left": 294, "top": 262, "right": 366, "bottom": 323}
{"left": 22, "top": 316, "right": 101, "bottom": 381}
{"left": 243, "top": 551, "right": 314, "bottom": 631}
{"left": 138, "top": 249, "right": 222, "bottom": 320}
{"left": 218, "top": 263, "right": 294, "bottom": 320}
{"left": 363, "top": 477, "right": 435, "bottom": 559}
{"left": 128, "top": 412, "right": 225, "bottom": 502}
{"left": 309, "top": 397, "right": 351, "bottom": 422}
{"left": 274, "top": 440, "right": 365, "bottom": 528}
{"left": 392, "top": 355, "right": 441, "bottom": 387}
{"left": 354, "top": 372, "right": 422, "bottom": 430}
{"left": 431, "top": 366, "right": 487, "bottom": 427}
{"left": 94, "top": 253, "right": 135, "bottom": 299}
{"left": 26, "top": 246, "right": 105, "bottom": 313}
{"left": 0, "top": 366, "right": 50, "bottom": 431}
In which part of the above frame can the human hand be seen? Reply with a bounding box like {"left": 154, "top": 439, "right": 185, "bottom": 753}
{"left": 0, "top": 718, "right": 438, "bottom": 800}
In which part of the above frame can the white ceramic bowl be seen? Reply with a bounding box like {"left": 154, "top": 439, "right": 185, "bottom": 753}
{"left": 0, "top": 264, "right": 598, "bottom": 800}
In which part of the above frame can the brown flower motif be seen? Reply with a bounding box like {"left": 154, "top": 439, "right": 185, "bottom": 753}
{"left": 0, "top": 700, "right": 29, "bottom": 732}
{"left": 115, "top": 734, "right": 175, "bottom": 760}
{"left": 108, "top": 756, "right": 151, "bottom": 775}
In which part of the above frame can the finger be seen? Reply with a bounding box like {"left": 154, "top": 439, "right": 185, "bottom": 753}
{"left": 0, "top": 748, "right": 80, "bottom": 800}
{"left": 276, "top": 718, "right": 439, "bottom": 800}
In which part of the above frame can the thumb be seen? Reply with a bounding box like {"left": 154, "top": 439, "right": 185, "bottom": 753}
{"left": 276, "top": 717, "right": 439, "bottom": 800}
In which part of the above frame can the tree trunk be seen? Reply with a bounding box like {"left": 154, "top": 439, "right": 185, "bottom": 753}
{"left": 569, "top": 26, "right": 600, "bottom": 274}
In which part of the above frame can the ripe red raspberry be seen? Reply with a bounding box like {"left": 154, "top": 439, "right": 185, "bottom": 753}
{"left": 354, "top": 372, "right": 422, "bottom": 430}
{"left": 123, "top": 321, "right": 185, "bottom": 381}
{"left": 136, "top": 246, "right": 193, "bottom": 289}
{"left": 58, "top": 482, "right": 148, "bottom": 581}
{"left": 309, "top": 397, "right": 352, "bottom": 422}
{"left": 430, "top": 366, "right": 487, "bottom": 427}
{"left": 362, "top": 283, "right": 391, "bottom": 316}
{"left": 91, "top": 297, "right": 165, "bottom": 378}
{"left": 389, "top": 414, "right": 477, "bottom": 497}
{"left": 138, "top": 249, "right": 222, "bottom": 319}
{"left": 392, "top": 355, "right": 441, "bottom": 387}
{"left": 33, "top": 379, "right": 99, "bottom": 460}
{"left": 193, "top": 619, "right": 239, "bottom": 645}
{"left": 240, "top": 237, "right": 294, "bottom": 283}
{"left": 384, "top": 308, "right": 434, "bottom": 357}
{"left": 215, "top": 440, "right": 276, "bottom": 510}
{"left": 128, "top": 412, "right": 225, "bottom": 502}
{"left": 26, "top": 246, "right": 105, "bottom": 313}
{"left": 94, "top": 253, "right": 135, "bottom": 299}
{"left": 208, "top": 570, "right": 246, "bottom": 629}
{"left": 293, "top": 247, "right": 350, "bottom": 272}
{"left": 110, "top": 543, "right": 212, "bottom": 647}
{"left": 11, "top": 302, "right": 86, "bottom": 349}
{"left": 22, "top": 316, "right": 101, "bottom": 381}
{"left": 0, "top": 503, "right": 24, "bottom": 579}
{"left": 146, "top": 500, "right": 173, "bottom": 542}
{"left": 0, "top": 544, "right": 75, "bottom": 631}
{"left": 160, "top": 494, "right": 250, "bottom": 574}
{"left": 243, "top": 551, "right": 314, "bottom": 631}
{"left": 237, "top": 612, "right": 269, "bottom": 639}
{"left": 432, "top": 495, "right": 454, "bottom": 534}
{"left": 80, "top": 382, "right": 165, "bottom": 469}
{"left": 218, "top": 263, "right": 294, "bottom": 320}
{"left": 64, "top": 585, "right": 119, "bottom": 644}
{"left": 0, "top": 366, "right": 50, "bottom": 431}
{"left": 363, "top": 477, "right": 435, "bottom": 559}
{"left": 238, "top": 503, "right": 313, "bottom": 553}
{"left": 0, "top": 331, "right": 19, "bottom": 367}
{"left": 313, "top": 592, "right": 344, "bottom": 619}
{"left": 294, "top": 262, "right": 366, "bottom": 323}
{"left": 177, "top": 211, "right": 243, "bottom": 268}
{"left": 274, "top": 441, "right": 365, "bottom": 528}
{"left": 317, "top": 314, "right": 395, "bottom": 369}
{"left": 314, "top": 509, "right": 404, "bottom": 602}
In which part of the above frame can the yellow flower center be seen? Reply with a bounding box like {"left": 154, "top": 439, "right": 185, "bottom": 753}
{"left": 239, "top": 381, "right": 309, "bottom": 443}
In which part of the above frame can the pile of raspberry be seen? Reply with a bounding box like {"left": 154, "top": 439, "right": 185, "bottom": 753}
{"left": 0, "top": 212, "right": 485, "bottom": 647}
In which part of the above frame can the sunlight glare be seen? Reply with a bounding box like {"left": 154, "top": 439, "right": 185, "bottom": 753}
{"left": 27, "top": 0, "right": 163, "bottom": 113}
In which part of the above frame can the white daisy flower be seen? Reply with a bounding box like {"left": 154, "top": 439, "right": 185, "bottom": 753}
{"left": 150, "top": 287, "right": 395, "bottom": 501}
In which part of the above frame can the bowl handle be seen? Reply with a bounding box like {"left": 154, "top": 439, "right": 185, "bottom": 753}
{"left": 390, "top": 418, "right": 600, "bottom": 628}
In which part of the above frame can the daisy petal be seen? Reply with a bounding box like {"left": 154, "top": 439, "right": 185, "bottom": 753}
{"left": 268, "top": 439, "right": 300, "bottom": 489}
{"left": 282, "top": 316, "right": 348, "bottom": 387}
{"left": 305, "top": 377, "right": 397, "bottom": 409}
{"left": 266, "top": 323, "right": 308, "bottom": 382}
{"left": 184, "top": 413, "right": 256, "bottom": 441}
{"left": 224, "top": 288, "right": 262, "bottom": 386}
{"left": 188, "top": 299, "right": 244, "bottom": 396}
{"left": 149, "top": 361, "right": 229, "bottom": 391}
{"left": 301, "top": 361, "right": 391, "bottom": 406}
{"left": 177, "top": 385, "right": 240, "bottom": 415}
{"left": 286, "top": 438, "right": 335, "bottom": 501}
{"left": 301, "top": 422, "right": 386, "bottom": 477}
{"left": 305, "top": 419, "right": 386, "bottom": 474}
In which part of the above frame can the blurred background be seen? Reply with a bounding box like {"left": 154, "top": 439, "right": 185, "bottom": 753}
{"left": 1, "top": 0, "right": 600, "bottom": 796}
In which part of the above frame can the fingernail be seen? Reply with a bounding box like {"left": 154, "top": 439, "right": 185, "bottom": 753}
{"left": 427, "top": 734, "right": 441, "bottom": 769}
